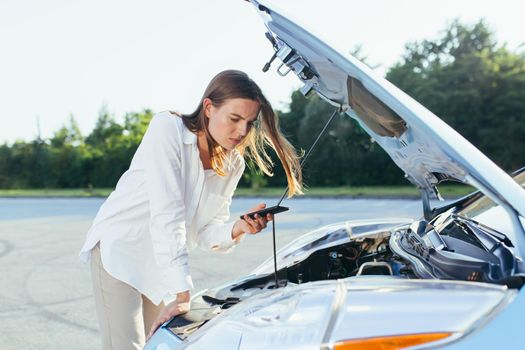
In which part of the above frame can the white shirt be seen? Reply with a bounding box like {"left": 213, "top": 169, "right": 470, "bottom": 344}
{"left": 79, "top": 111, "right": 245, "bottom": 305}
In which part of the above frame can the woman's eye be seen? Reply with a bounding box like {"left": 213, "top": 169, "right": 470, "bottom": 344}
{"left": 230, "top": 118, "right": 240, "bottom": 122}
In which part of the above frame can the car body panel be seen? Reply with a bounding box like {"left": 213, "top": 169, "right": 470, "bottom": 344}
{"left": 145, "top": 327, "right": 183, "bottom": 350}
{"left": 443, "top": 287, "right": 525, "bottom": 349}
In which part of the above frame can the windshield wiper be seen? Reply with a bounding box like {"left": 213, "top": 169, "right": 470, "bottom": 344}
{"left": 453, "top": 214, "right": 514, "bottom": 248}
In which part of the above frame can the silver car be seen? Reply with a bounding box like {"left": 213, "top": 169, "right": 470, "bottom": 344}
{"left": 145, "top": 1, "right": 525, "bottom": 349}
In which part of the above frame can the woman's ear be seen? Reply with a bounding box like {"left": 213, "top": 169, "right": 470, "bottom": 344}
{"left": 202, "top": 98, "right": 213, "bottom": 119}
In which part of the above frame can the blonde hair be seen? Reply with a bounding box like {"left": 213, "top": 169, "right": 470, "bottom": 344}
{"left": 179, "top": 70, "right": 302, "bottom": 197}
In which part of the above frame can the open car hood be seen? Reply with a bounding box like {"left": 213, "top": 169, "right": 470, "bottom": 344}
{"left": 247, "top": 0, "right": 525, "bottom": 220}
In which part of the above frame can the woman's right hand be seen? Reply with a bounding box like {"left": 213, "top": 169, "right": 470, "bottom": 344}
{"left": 146, "top": 290, "right": 190, "bottom": 341}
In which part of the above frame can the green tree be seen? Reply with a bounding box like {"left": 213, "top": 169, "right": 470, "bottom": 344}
{"left": 83, "top": 108, "right": 154, "bottom": 187}
{"left": 47, "top": 115, "right": 86, "bottom": 187}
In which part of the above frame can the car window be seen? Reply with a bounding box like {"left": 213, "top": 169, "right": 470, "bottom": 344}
{"left": 458, "top": 171, "right": 525, "bottom": 219}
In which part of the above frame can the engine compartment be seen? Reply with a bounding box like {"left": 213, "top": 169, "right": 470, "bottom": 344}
{"left": 229, "top": 232, "right": 413, "bottom": 294}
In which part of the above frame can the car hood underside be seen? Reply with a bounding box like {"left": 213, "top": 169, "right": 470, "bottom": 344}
{"left": 247, "top": 0, "right": 525, "bottom": 220}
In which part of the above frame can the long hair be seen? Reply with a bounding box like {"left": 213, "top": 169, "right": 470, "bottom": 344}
{"left": 178, "top": 70, "right": 302, "bottom": 197}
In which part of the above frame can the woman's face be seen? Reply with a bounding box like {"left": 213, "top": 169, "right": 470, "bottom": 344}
{"left": 204, "top": 97, "right": 260, "bottom": 151}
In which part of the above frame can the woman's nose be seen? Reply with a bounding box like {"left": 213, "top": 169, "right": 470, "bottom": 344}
{"left": 238, "top": 123, "right": 249, "bottom": 137}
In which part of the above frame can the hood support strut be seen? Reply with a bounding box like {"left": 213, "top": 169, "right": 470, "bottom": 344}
{"left": 269, "top": 107, "right": 341, "bottom": 288}
{"left": 421, "top": 190, "right": 433, "bottom": 221}
{"left": 421, "top": 186, "right": 444, "bottom": 221}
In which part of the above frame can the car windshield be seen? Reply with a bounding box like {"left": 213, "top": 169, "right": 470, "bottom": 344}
{"left": 458, "top": 171, "right": 525, "bottom": 219}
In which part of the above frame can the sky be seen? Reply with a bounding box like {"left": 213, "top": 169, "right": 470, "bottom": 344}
{"left": 1, "top": 0, "right": 524, "bottom": 143}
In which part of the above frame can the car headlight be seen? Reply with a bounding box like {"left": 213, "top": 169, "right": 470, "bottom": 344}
{"left": 334, "top": 333, "right": 453, "bottom": 350}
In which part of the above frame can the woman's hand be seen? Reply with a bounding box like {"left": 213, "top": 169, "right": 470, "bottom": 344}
{"left": 232, "top": 203, "right": 273, "bottom": 241}
{"left": 146, "top": 290, "right": 190, "bottom": 341}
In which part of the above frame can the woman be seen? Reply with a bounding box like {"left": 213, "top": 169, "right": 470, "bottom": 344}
{"left": 79, "top": 70, "right": 303, "bottom": 349}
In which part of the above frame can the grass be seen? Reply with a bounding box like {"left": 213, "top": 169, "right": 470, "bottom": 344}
{"left": 234, "top": 185, "right": 475, "bottom": 198}
{"left": 0, "top": 188, "right": 114, "bottom": 197}
{"left": 0, "top": 185, "right": 475, "bottom": 198}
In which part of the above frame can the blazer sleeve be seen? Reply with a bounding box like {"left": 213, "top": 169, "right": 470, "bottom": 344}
{"left": 142, "top": 113, "right": 193, "bottom": 293}
{"left": 196, "top": 156, "right": 246, "bottom": 253}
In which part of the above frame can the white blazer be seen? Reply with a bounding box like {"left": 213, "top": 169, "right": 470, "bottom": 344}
{"left": 79, "top": 111, "right": 245, "bottom": 305}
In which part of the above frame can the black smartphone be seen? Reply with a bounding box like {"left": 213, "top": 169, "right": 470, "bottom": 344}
{"left": 240, "top": 205, "right": 289, "bottom": 220}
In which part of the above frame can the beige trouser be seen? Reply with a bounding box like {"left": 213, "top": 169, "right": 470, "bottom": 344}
{"left": 90, "top": 243, "right": 165, "bottom": 350}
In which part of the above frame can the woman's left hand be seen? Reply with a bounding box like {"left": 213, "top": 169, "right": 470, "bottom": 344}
{"left": 146, "top": 290, "right": 190, "bottom": 341}
{"left": 231, "top": 203, "right": 273, "bottom": 241}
